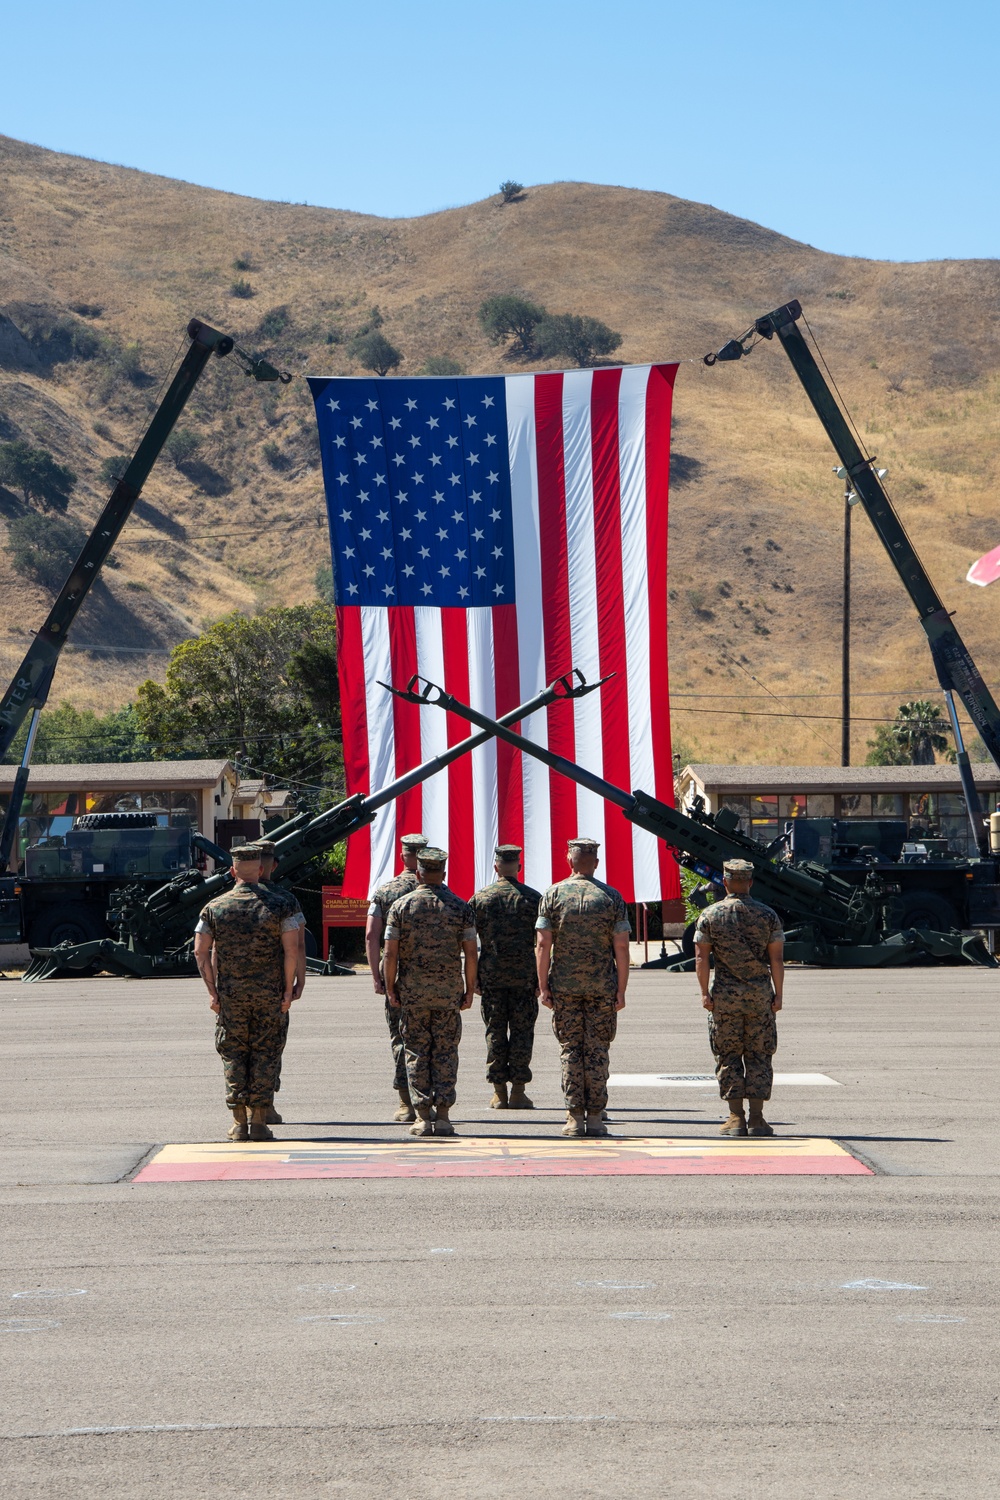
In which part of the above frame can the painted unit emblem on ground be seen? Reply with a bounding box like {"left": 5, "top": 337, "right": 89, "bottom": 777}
{"left": 134, "top": 1135, "right": 872, "bottom": 1181}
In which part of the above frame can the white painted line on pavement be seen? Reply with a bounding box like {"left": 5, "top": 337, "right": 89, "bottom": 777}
{"left": 10, "top": 1288, "right": 87, "bottom": 1299}
{"left": 609, "top": 1073, "right": 840, "bottom": 1087}
{"left": 841, "top": 1278, "right": 927, "bottom": 1290}
{"left": 0, "top": 1318, "right": 62, "bottom": 1332}
{"left": 608, "top": 1311, "right": 673, "bottom": 1321}
{"left": 575, "top": 1280, "right": 656, "bottom": 1290}
{"left": 296, "top": 1283, "right": 356, "bottom": 1293}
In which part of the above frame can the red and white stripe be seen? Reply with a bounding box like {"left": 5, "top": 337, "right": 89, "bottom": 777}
{"left": 336, "top": 363, "right": 680, "bottom": 903}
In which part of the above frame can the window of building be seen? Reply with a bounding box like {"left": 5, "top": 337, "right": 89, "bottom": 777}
{"left": 779, "top": 794, "right": 807, "bottom": 819}
{"left": 807, "top": 794, "right": 835, "bottom": 817}
{"left": 750, "top": 794, "right": 778, "bottom": 819}
{"left": 751, "top": 820, "right": 780, "bottom": 845}
{"left": 839, "top": 793, "right": 872, "bottom": 817}
{"left": 716, "top": 795, "right": 750, "bottom": 831}
{"left": 872, "top": 793, "right": 905, "bottom": 817}
{"left": 909, "top": 792, "right": 936, "bottom": 822}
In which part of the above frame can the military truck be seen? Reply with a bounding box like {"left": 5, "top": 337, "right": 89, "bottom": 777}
{"left": 0, "top": 811, "right": 218, "bottom": 960}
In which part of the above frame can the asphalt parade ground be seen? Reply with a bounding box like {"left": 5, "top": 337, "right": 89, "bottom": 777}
{"left": 1, "top": 965, "right": 998, "bottom": 1498}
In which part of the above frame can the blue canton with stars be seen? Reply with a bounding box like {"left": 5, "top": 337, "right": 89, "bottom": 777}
{"left": 308, "top": 376, "right": 515, "bottom": 608}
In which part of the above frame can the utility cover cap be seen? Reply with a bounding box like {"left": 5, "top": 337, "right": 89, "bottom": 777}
{"left": 417, "top": 846, "right": 447, "bottom": 867}
{"left": 723, "top": 859, "right": 755, "bottom": 879}
{"left": 568, "top": 836, "right": 600, "bottom": 852}
{"left": 256, "top": 841, "right": 278, "bottom": 856}
{"left": 495, "top": 843, "right": 522, "bottom": 859}
{"left": 400, "top": 832, "right": 429, "bottom": 850}
{"left": 230, "top": 844, "right": 263, "bottom": 860}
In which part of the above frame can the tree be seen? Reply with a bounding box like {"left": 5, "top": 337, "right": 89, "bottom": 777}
{"left": 498, "top": 179, "right": 524, "bottom": 204}
{"left": 163, "top": 428, "right": 201, "bottom": 467}
{"left": 3, "top": 701, "right": 154, "bottom": 765}
{"left": 865, "top": 701, "right": 953, "bottom": 766}
{"left": 0, "top": 440, "right": 77, "bottom": 510}
{"left": 315, "top": 564, "right": 334, "bottom": 604}
{"left": 350, "top": 330, "right": 402, "bottom": 377}
{"left": 135, "top": 604, "right": 343, "bottom": 810}
{"left": 534, "top": 313, "right": 623, "bottom": 368}
{"left": 6, "top": 512, "right": 86, "bottom": 589}
{"left": 418, "top": 356, "right": 464, "bottom": 376}
{"left": 477, "top": 294, "right": 547, "bottom": 357}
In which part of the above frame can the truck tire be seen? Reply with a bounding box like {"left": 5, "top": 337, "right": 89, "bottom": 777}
{"left": 27, "top": 905, "right": 106, "bottom": 978}
{"left": 893, "top": 891, "right": 959, "bottom": 932}
{"left": 73, "top": 812, "right": 157, "bottom": 830}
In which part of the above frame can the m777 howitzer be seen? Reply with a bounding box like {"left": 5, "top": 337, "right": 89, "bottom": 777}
{"left": 22, "top": 672, "right": 603, "bottom": 982}
{"left": 389, "top": 678, "right": 996, "bottom": 970}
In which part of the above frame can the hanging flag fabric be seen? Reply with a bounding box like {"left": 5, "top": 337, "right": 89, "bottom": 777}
{"left": 308, "top": 365, "right": 680, "bottom": 904}
{"left": 967, "top": 542, "right": 1000, "bottom": 588}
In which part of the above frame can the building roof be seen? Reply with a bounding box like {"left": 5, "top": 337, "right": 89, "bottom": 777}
{"left": 682, "top": 763, "right": 1000, "bottom": 793}
{"left": 0, "top": 759, "right": 235, "bottom": 791}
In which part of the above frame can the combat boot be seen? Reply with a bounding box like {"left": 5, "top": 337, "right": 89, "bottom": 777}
{"left": 585, "top": 1111, "right": 608, "bottom": 1136}
{"left": 562, "top": 1109, "right": 586, "bottom": 1137}
{"left": 434, "top": 1103, "right": 456, "bottom": 1135}
{"left": 249, "top": 1105, "right": 274, "bottom": 1142}
{"left": 508, "top": 1082, "right": 533, "bottom": 1109}
{"left": 747, "top": 1099, "right": 774, "bottom": 1137}
{"left": 489, "top": 1082, "right": 509, "bottom": 1109}
{"left": 720, "top": 1098, "right": 747, "bottom": 1137}
{"left": 409, "top": 1105, "right": 434, "bottom": 1138}
{"left": 227, "top": 1105, "right": 248, "bottom": 1142}
{"left": 394, "top": 1088, "right": 416, "bottom": 1123}
{"left": 266, "top": 1105, "right": 283, "bottom": 1125}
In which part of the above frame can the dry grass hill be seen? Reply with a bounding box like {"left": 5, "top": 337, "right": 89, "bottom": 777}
{"left": 1, "top": 132, "right": 998, "bottom": 765}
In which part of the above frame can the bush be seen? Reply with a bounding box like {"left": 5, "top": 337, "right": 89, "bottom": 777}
{"left": 349, "top": 329, "right": 402, "bottom": 377}
{"left": 315, "top": 564, "right": 334, "bottom": 604}
{"left": 7, "top": 306, "right": 102, "bottom": 366}
{"left": 256, "top": 305, "right": 290, "bottom": 340}
{"left": 69, "top": 302, "right": 103, "bottom": 319}
{"left": 0, "top": 440, "right": 77, "bottom": 510}
{"left": 6, "top": 512, "right": 87, "bottom": 589}
{"left": 262, "top": 441, "right": 290, "bottom": 470}
{"left": 534, "top": 313, "right": 623, "bottom": 367}
{"left": 230, "top": 278, "right": 255, "bottom": 299}
{"left": 478, "top": 294, "right": 546, "bottom": 356}
{"left": 107, "top": 341, "right": 146, "bottom": 386}
{"left": 499, "top": 179, "right": 524, "bottom": 204}
{"left": 163, "top": 428, "right": 201, "bottom": 467}
{"left": 419, "top": 355, "right": 464, "bottom": 376}
{"left": 99, "top": 455, "right": 126, "bottom": 486}
{"left": 232, "top": 254, "right": 254, "bottom": 271}
{"left": 92, "top": 420, "right": 112, "bottom": 440}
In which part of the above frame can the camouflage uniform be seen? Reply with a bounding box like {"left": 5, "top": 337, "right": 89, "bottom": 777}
{"left": 694, "top": 895, "right": 783, "bottom": 1100}
{"left": 384, "top": 882, "right": 476, "bottom": 1109}
{"left": 260, "top": 880, "right": 305, "bottom": 1097}
{"left": 370, "top": 869, "right": 419, "bottom": 1090}
{"left": 196, "top": 884, "right": 300, "bottom": 1109}
{"left": 536, "top": 874, "right": 631, "bottom": 1113}
{"left": 470, "top": 874, "right": 541, "bottom": 1085}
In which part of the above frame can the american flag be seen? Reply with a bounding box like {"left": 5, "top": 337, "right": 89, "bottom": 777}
{"left": 308, "top": 365, "right": 681, "bottom": 905}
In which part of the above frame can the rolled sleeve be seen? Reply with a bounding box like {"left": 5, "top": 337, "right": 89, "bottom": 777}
{"left": 613, "top": 919, "right": 632, "bottom": 934}
{"left": 535, "top": 915, "right": 552, "bottom": 931}
{"left": 194, "top": 918, "right": 212, "bottom": 935}
{"left": 384, "top": 923, "right": 401, "bottom": 941}
{"left": 280, "top": 915, "right": 299, "bottom": 934}
{"left": 367, "top": 900, "right": 380, "bottom": 918}
{"left": 461, "top": 926, "right": 477, "bottom": 942}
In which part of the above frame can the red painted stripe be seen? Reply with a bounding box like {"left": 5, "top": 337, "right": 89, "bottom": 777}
{"left": 589, "top": 369, "right": 634, "bottom": 901}
{"left": 644, "top": 365, "right": 681, "bottom": 900}
{"left": 535, "top": 372, "right": 575, "bottom": 877}
{"left": 335, "top": 605, "right": 371, "bottom": 899}
{"left": 387, "top": 607, "right": 422, "bottom": 870}
{"left": 440, "top": 607, "right": 474, "bottom": 898}
{"left": 491, "top": 603, "right": 524, "bottom": 850}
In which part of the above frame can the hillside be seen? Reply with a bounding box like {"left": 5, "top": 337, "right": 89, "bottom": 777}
{"left": 1, "top": 132, "right": 999, "bottom": 765}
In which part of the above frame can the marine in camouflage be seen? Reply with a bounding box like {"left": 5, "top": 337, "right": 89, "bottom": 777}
{"left": 197, "top": 883, "right": 299, "bottom": 1108}
{"left": 370, "top": 869, "right": 420, "bottom": 1090}
{"left": 399, "top": 1005, "right": 463, "bottom": 1108}
{"left": 694, "top": 894, "right": 783, "bottom": 1100}
{"left": 260, "top": 880, "right": 304, "bottom": 1097}
{"left": 385, "top": 881, "right": 476, "bottom": 1108}
{"left": 536, "top": 875, "right": 631, "bottom": 997}
{"left": 470, "top": 872, "right": 541, "bottom": 1085}
{"left": 537, "top": 871, "right": 631, "bottom": 1112}
{"left": 384, "top": 883, "right": 477, "bottom": 1008}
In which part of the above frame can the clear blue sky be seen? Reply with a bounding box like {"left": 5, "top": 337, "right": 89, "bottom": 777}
{"left": 3, "top": 0, "right": 997, "bottom": 262}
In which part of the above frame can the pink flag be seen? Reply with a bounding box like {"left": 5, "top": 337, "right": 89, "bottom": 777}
{"left": 967, "top": 543, "right": 1000, "bottom": 588}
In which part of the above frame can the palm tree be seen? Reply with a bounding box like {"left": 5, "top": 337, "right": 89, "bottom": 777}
{"left": 892, "top": 701, "right": 951, "bottom": 765}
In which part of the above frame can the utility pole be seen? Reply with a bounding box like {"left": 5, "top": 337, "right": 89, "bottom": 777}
{"left": 841, "top": 471, "right": 851, "bottom": 766}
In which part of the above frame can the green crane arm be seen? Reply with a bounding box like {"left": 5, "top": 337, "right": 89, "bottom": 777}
{"left": 705, "top": 300, "right": 1000, "bottom": 782}
{"left": 0, "top": 319, "right": 289, "bottom": 873}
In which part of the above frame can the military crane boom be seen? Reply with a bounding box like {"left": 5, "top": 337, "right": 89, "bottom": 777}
{"left": 704, "top": 299, "right": 999, "bottom": 854}
{"left": 389, "top": 677, "right": 995, "bottom": 969}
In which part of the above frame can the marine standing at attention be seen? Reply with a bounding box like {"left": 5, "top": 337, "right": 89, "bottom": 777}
{"left": 194, "top": 845, "right": 302, "bottom": 1143}
{"left": 365, "top": 832, "right": 429, "bottom": 1123}
{"left": 470, "top": 843, "right": 542, "bottom": 1110}
{"left": 694, "top": 858, "right": 784, "bottom": 1138}
{"left": 255, "top": 839, "right": 308, "bottom": 1126}
{"left": 535, "top": 837, "right": 631, "bottom": 1138}
{"left": 382, "top": 847, "right": 478, "bottom": 1139}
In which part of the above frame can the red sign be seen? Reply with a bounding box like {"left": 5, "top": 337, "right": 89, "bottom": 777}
{"left": 322, "top": 886, "right": 369, "bottom": 927}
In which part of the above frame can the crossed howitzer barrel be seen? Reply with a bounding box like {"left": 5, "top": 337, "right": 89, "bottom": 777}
{"left": 387, "top": 676, "right": 995, "bottom": 971}
{"left": 22, "top": 671, "right": 604, "bottom": 981}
